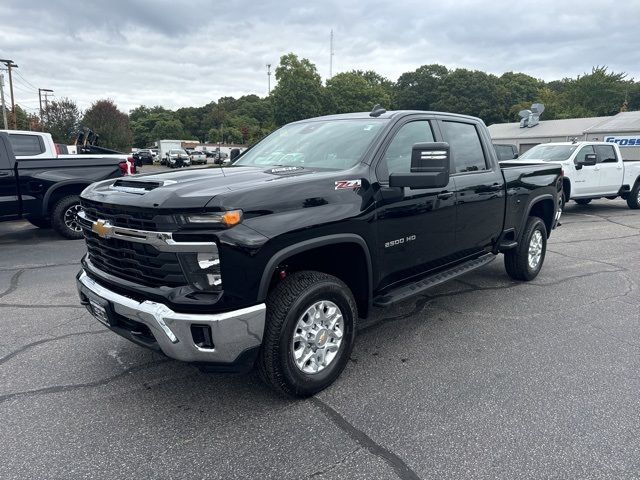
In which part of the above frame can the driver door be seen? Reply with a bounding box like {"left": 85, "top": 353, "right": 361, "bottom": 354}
{"left": 0, "top": 138, "right": 19, "bottom": 219}
{"left": 572, "top": 145, "right": 600, "bottom": 196}
{"left": 373, "top": 118, "right": 458, "bottom": 289}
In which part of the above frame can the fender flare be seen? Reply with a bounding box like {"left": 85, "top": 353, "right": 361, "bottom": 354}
{"left": 521, "top": 193, "right": 555, "bottom": 238}
{"left": 41, "top": 180, "right": 92, "bottom": 216}
{"left": 257, "top": 233, "right": 373, "bottom": 305}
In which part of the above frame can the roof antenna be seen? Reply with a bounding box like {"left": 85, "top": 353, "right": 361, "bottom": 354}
{"left": 370, "top": 104, "right": 386, "bottom": 117}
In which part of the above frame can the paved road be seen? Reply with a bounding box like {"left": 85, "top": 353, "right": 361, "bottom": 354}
{"left": 1, "top": 200, "right": 639, "bottom": 479}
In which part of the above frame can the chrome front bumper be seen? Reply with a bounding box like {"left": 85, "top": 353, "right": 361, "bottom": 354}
{"left": 77, "top": 270, "right": 266, "bottom": 364}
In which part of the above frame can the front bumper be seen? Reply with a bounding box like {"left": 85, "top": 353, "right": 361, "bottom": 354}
{"left": 77, "top": 270, "right": 265, "bottom": 366}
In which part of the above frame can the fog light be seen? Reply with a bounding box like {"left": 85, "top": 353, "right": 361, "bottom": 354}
{"left": 178, "top": 246, "right": 222, "bottom": 291}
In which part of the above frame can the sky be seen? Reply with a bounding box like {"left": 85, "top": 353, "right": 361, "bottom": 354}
{"left": 2, "top": 0, "right": 640, "bottom": 114}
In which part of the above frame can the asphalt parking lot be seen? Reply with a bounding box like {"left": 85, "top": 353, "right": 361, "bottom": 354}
{"left": 1, "top": 199, "right": 639, "bottom": 479}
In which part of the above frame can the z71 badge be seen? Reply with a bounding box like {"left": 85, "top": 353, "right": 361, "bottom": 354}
{"left": 335, "top": 179, "right": 362, "bottom": 190}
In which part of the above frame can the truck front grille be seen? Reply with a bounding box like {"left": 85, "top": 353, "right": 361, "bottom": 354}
{"left": 81, "top": 199, "right": 161, "bottom": 232}
{"left": 84, "top": 230, "right": 187, "bottom": 287}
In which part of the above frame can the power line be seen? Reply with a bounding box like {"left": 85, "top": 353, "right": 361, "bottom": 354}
{"left": 14, "top": 70, "right": 38, "bottom": 90}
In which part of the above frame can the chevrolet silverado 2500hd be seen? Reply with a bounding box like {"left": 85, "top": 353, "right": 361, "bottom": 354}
{"left": 76, "top": 110, "right": 563, "bottom": 396}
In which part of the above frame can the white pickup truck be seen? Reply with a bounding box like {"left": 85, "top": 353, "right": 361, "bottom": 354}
{"left": 519, "top": 141, "right": 640, "bottom": 209}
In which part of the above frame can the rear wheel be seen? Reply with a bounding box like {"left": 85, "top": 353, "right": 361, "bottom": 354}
{"left": 27, "top": 217, "right": 51, "bottom": 229}
{"left": 575, "top": 199, "right": 592, "bottom": 205}
{"left": 51, "top": 195, "right": 84, "bottom": 240}
{"left": 627, "top": 182, "right": 640, "bottom": 209}
{"left": 504, "top": 216, "right": 547, "bottom": 281}
{"left": 258, "top": 271, "right": 356, "bottom": 397}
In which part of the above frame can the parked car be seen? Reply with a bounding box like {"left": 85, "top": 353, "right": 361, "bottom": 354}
{"left": 0, "top": 132, "right": 135, "bottom": 239}
{"left": 190, "top": 150, "right": 207, "bottom": 165}
{"left": 76, "top": 109, "right": 562, "bottom": 396}
{"left": 165, "top": 149, "right": 191, "bottom": 168}
{"left": 494, "top": 143, "right": 519, "bottom": 160}
{"left": 518, "top": 141, "right": 640, "bottom": 209}
{"left": 134, "top": 149, "right": 155, "bottom": 165}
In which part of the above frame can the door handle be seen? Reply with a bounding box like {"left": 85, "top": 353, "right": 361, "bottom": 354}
{"left": 0, "top": 171, "right": 11, "bottom": 177}
{"left": 488, "top": 183, "right": 502, "bottom": 191}
{"left": 437, "top": 191, "right": 454, "bottom": 200}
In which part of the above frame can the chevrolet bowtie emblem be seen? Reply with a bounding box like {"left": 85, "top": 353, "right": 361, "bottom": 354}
{"left": 92, "top": 219, "right": 114, "bottom": 239}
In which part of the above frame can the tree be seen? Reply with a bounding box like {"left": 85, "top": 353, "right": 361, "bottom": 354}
{"left": 43, "top": 97, "right": 81, "bottom": 144}
{"left": 326, "top": 70, "right": 393, "bottom": 113}
{"left": 272, "top": 53, "right": 325, "bottom": 125}
{"left": 82, "top": 99, "right": 133, "bottom": 152}
{"left": 498, "top": 72, "right": 543, "bottom": 121}
{"left": 150, "top": 118, "right": 186, "bottom": 140}
{"left": 433, "top": 69, "right": 505, "bottom": 124}
{"left": 564, "top": 66, "right": 628, "bottom": 117}
{"left": 393, "top": 64, "right": 449, "bottom": 110}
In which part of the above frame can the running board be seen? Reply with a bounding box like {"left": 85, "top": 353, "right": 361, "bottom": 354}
{"left": 373, "top": 253, "right": 496, "bottom": 307}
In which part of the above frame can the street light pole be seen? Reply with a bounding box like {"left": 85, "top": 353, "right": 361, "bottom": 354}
{"left": 38, "top": 88, "right": 53, "bottom": 129}
{"left": 0, "top": 74, "right": 8, "bottom": 129}
{"left": 266, "top": 64, "right": 271, "bottom": 95}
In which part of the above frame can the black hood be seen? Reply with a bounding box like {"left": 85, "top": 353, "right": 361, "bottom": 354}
{"left": 81, "top": 165, "right": 329, "bottom": 210}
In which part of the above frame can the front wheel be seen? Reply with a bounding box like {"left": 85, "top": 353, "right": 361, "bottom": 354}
{"left": 627, "top": 183, "right": 640, "bottom": 209}
{"left": 51, "top": 195, "right": 84, "bottom": 240}
{"left": 258, "top": 271, "right": 357, "bottom": 397}
{"left": 504, "top": 216, "right": 547, "bottom": 281}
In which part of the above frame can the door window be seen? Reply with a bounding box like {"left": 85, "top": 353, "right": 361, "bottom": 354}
{"left": 441, "top": 121, "right": 488, "bottom": 173}
{"left": 380, "top": 120, "right": 435, "bottom": 178}
{"left": 575, "top": 145, "right": 595, "bottom": 163}
{"left": 594, "top": 145, "right": 617, "bottom": 163}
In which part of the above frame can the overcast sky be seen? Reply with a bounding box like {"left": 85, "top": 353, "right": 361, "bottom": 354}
{"left": 2, "top": 0, "right": 639, "bottom": 114}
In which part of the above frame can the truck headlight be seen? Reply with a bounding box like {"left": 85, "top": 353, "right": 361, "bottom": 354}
{"left": 178, "top": 249, "right": 222, "bottom": 292}
{"left": 176, "top": 210, "right": 242, "bottom": 228}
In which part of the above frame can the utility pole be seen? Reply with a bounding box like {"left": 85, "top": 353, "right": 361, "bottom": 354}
{"left": 38, "top": 88, "right": 53, "bottom": 129}
{"left": 0, "top": 74, "right": 8, "bottom": 129}
{"left": 266, "top": 64, "right": 271, "bottom": 95}
{"left": 329, "top": 29, "right": 334, "bottom": 79}
{"left": 0, "top": 59, "right": 18, "bottom": 128}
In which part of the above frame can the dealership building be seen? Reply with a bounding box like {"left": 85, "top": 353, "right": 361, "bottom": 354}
{"left": 488, "top": 110, "right": 640, "bottom": 160}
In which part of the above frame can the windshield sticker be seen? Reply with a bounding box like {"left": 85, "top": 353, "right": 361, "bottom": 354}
{"left": 335, "top": 179, "right": 362, "bottom": 190}
{"left": 269, "top": 166, "right": 304, "bottom": 174}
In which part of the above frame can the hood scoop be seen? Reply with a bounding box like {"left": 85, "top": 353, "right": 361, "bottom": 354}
{"left": 110, "top": 178, "right": 177, "bottom": 194}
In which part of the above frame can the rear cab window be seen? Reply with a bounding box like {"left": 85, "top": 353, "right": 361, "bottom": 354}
{"left": 594, "top": 144, "right": 617, "bottom": 163}
{"left": 441, "top": 121, "right": 488, "bottom": 173}
{"left": 9, "top": 134, "right": 45, "bottom": 156}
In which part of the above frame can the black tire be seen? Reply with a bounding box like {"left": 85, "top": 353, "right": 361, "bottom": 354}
{"left": 27, "top": 217, "right": 51, "bottom": 229}
{"left": 559, "top": 192, "right": 566, "bottom": 212}
{"left": 627, "top": 182, "right": 640, "bottom": 210}
{"left": 575, "top": 199, "right": 592, "bottom": 205}
{"left": 258, "top": 271, "right": 357, "bottom": 397}
{"left": 504, "top": 216, "right": 547, "bottom": 281}
{"left": 51, "top": 195, "right": 84, "bottom": 240}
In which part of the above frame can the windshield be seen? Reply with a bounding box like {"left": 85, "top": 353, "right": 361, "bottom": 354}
{"left": 234, "top": 119, "right": 388, "bottom": 169}
{"left": 520, "top": 144, "right": 578, "bottom": 161}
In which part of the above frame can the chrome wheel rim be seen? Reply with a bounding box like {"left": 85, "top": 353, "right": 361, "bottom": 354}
{"left": 528, "top": 229, "right": 543, "bottom": 270}
{"left": 64, "top": 204, "right": 83, "bottom": 232}
{"left": 291, "top": 300, "right": 344, "bottom": 374}
{"left": 637, "top": 189, "right": 640, "bottom": 204}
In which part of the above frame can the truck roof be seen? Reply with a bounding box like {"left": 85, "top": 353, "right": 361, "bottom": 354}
{"left": 291, "top": 110, "right": 484, "bottom": 124}
{"left": 540, "top": 141, "right": 617, "bottom": 146}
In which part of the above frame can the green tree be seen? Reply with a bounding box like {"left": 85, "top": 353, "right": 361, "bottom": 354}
{"left": 326, "top": 70, "right": 393, "bottom": 113}
{"left": 564, "top": 66, "right": 628, "bottom": 117}
{"left": 498, "top": 72, "right": 543, "bottom": 121}
{"left": 43, "top": 97, "right": 81, "bottom": 144}
{"left": 433, "top": 69, "right": 505, "bottom": 124}
{"left": 82, "top": 99, "right": 132, "bottom": 152}
{"left": 272, "top": 53, "right": 325, "bottom": 125}
{"left": 150, "top": 118, "right": 186, "bottom": 140}
{"left": 393, "top": 64, "right": 449, "bottom": 110}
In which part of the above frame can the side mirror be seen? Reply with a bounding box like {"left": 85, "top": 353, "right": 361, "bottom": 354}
{"left": 229, "top": 148, "right": 240, "bottom": 162}
{"left": 389, "top": 142, "right": 450, "bottom": 189}
{"left": 513, "top": 152, "right": 519, "bottom": 159}
{"left": 576, "top": 153, "right": 597, "bottom": 169}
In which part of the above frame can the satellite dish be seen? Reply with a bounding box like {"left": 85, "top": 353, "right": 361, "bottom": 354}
{"left": 531, "top": 103, "right": 545, "bottom": 115}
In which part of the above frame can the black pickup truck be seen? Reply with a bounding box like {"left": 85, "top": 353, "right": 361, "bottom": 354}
{"left": 76, "top": 110, "right": 563, "bottom": 396}
{"left": 0, "top": 132, "right": 133, "bottom": 239}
